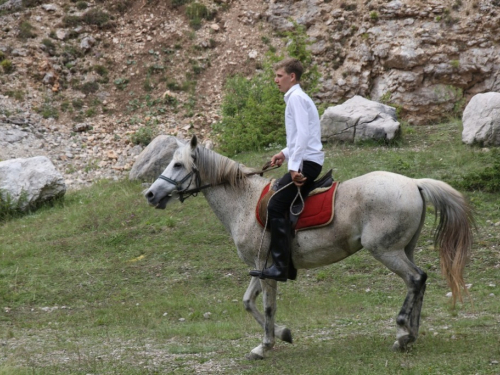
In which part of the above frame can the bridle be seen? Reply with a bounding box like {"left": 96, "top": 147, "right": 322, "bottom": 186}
{"left": 157, "top": 160, "right": 280, "bottom": 203}
{"left": 158, "top": 166, "right": 211, "bottom": 203}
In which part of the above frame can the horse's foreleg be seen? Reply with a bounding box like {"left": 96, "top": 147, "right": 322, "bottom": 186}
{"left": 247, "top": 278, "right": 279, "bottom": 360}
{"left": 243, "top": 277, "right": 292, "bottom": 347}
{"left": 372, "top": 251, "right": 427, "bottom": 351}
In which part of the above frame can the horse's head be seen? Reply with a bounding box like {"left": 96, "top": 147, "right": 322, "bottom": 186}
{"left": 145, "top": 135, "right": 199, "bottom": 209}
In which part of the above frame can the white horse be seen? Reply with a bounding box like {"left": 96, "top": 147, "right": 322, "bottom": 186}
{"left": 145, "top": 135, "right": 474, "bottom": 359}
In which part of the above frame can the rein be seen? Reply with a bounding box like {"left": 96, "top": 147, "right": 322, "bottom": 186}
{"left": 158, "top": 163, "right": 281, "bottom": 203}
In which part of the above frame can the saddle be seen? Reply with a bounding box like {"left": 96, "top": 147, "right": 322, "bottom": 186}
{"left": 256, "top": 170, "right": 339, "bottom": 232}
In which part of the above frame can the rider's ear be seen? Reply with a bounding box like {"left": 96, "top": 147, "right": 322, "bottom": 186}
{"left": 190, "top": 135, "right": 198, "bottom": 150}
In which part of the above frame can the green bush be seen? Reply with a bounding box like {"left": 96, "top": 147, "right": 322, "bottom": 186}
{"left": 1, "top": 59, "right": 13, "bottom": 74}
{"left": 0, "top": 189, "right": 28, "bottom": 221}
{"left": 18, "top": 21, "right": 36, "bottom": 40}
{"left": 214, "top": 22, "right": 320, "bottom": 155}
{"left": 185, "top": 2, "right": 215, "bottom": 29}
{"left": 82, "top": 9, "right": 110, "bottom": 27}
{"left": 80, "top": 81, "right": 99, "bottom": 94}
{"left": 456, "top": 149, "right": 500, "bottom": 193}
{"left": 130, "top": 125, "right": 156, "bottom": 146}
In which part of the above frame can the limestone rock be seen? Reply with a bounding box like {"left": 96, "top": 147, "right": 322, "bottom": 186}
{"left": 320, "top": 96, "right": 400, "bottom": 143}
{"left": 462, "top": 92, "right": 500, "bottom": 146}
{"left": 129, "top": 135, "right": 183, "bottom": 182}
{"left": 0, "top": 156, "right": 66, "bottom": 211}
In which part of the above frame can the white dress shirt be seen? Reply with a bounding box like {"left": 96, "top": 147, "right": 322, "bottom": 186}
{"left": 281, "top": 84, "right": 324, "bottom": 172}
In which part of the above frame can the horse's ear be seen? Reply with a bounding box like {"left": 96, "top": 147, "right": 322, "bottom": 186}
{"left": 175, "top": 137, "right": 186, "bottom": 148}
{"left": 190, "top": 135, "right": 198, "bottom": 150}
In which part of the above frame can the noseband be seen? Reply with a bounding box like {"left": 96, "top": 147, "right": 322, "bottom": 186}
{"left": 158, "top": 167, "right": 211, "bottom": 203}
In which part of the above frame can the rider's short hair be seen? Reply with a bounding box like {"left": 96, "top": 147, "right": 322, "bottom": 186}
{"left": 274, "top": 58, "right": 304, "bottom": 81}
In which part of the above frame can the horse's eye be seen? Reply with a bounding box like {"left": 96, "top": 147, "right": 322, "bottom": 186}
{"left": 173, "top": 163, "right": 182, "bottom": 169}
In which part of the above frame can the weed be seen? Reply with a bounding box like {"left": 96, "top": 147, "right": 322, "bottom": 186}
{"left": 40, "top": 102, "right": 59, "bottom": 119}
{"left": 114, "top": 77, "right": 129, "bottom": 90}
{"left": 130, "top": 124, "right": 156, "bottom": 146}
{"left": 63, "top": 15, "right": 82, "bottom": 27}
{"left": 456, "top": 149, "right": 500, "bottom": 192}
{"left": 82, "top": 8, "right": 110, "bottom": 27}
{"left": 76, "top": 1, "right": 88, "bottom": 10}
{"left": 18, "top": 20, "right": 36, "bottom": 40}
{"left": 369, "top": 11, "right": 379, "bottom": 21}
{"left": 80, "top": 81, "right": 99, "bottom": 94}
{"left": 72, "top": 98, "right": 84, "bottom": 109}
{"left": 93, "top": 64, "right": 109, "bottom": 76}
{"left": 42, "top": 38, "right": 57, "bottom": 55}
{"left": 450, "top": 59, "right": 460, "bottom": 69}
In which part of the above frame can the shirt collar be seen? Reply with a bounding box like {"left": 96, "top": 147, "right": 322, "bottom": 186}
{"left": 284, "top": 84, "right": 301, "bottom": 101}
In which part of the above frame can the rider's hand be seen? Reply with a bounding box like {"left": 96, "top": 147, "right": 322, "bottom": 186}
{"left": 271, "top": 152, "right": 285, "bottom": 167}
{"left": 290, "top": 171, "right": 307, "bottom": 187}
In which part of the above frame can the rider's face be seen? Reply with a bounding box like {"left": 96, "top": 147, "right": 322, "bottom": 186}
{"left": 274, "top": 68, "right": 296, "bottom": 93}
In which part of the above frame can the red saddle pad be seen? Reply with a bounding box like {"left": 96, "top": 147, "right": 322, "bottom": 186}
{"left": 256, "top": 181, "right": 339, "bottom": 231}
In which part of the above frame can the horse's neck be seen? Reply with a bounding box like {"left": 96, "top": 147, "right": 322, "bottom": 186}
{"left": 202, "top": 176, "right": 268, "bottom": 233}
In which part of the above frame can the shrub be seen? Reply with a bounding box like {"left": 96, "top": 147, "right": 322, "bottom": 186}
{"left": 456, "top": 149, "right": 500, "bottom": 193}
{"left": 42, "top": 38, "right": 57, "bottom": 55}
{"left": 172, "top": 0, "right": 191, "bottom": 7}
{"left": 0, "top": 189, "right": 28, "bottom": 221}
{"left": 80, "top": 81, "right": 99, "bottom": 94}
{"left": 130, "top": 125, "right": 156, "bottom": 146}
{"left": 76, "top": 1, "right": 88, "bottom": 10}
{"left": 114, "top": 77, "right": 129, "bottom": 90}
{"left": 370, "top": 11, "right": 379, "bottom": 21}
{"left": 82, "top": 9, "right": 110, "bottom": 27}
{"left": 93, "top": 64, "right": 108, "bottom": 76}
{"left": 1, "top": 59, "right": 13, "bottom": 74}
{"left": 0, "top": 51, "right": 5, "bottom": 61}
{"left": 18, "top": 21, "right": 36, "bottom": 40}
{"left": 63, "top": 15, "right": 83, "bottom": 27}
{"left": 215, "top": 22, "right": 320, "bottom": 155}
{"left": 185, "top": 2, "right": 215, "bottom": 29}
{"left": 72, "top": 98, "right": 84, "bottom": 109}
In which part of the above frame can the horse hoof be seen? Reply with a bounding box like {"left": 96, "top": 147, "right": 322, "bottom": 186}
{"left": 392, "top": 340, "right": 404, "bottom": 352}
{"left": 281, "top": 328, "right": 293, "bottom": 344}
{"left": 246, "top": 352, "right": 264, "bottom": 360}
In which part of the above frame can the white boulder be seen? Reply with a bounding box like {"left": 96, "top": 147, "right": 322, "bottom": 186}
{"left": 0, "top": 156, "right": 66, "bottom": 211}
{"left": 320, "top": 96, "right": 400, "bottom": 143}
{"left": 462, "top": 92, "right": 500, "bottom": 146}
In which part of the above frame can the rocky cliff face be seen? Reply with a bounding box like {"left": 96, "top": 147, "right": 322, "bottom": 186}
{"left": 0, "top": 0, "right": 499, "bottom": 188}
{"left": 267, "top": 0, "right": 500, "bottom": 125}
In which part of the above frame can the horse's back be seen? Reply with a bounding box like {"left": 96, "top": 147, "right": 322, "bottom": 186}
{"left": 335, "top": 171, "right": 425, "bottom": 250}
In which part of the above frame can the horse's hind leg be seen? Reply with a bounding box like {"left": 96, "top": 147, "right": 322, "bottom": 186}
{"left": 243, "top": 277, "right": 292, "bottom": 351}
{"left": 372, "top": 250, "right": 427, "bottom": 351}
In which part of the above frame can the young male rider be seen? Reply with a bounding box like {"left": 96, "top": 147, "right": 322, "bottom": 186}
{"left": 250, "top": 58, "right": 324, "bottom": 282}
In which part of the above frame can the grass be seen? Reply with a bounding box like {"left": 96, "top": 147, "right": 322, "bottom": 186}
{"left": 1, "top": 121, "right": 500, "bottom": 374}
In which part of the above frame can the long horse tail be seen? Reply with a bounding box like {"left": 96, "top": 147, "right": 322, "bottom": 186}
{"left": 415, "top": 178, "right": 475, "bottom": 305}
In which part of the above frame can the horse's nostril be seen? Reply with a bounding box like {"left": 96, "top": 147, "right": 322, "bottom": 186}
{"left": 146, "top": 191, "right": 154, "bottom": 199}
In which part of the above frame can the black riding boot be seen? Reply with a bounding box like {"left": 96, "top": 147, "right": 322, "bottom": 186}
{"left": 249, "top": 217, "right": 290, "bottom": 282}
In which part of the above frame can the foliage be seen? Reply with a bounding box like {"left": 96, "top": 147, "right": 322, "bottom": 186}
{"left": 18, "top": 20, "right": 36, "bottom": 40}
{"left": 455, "top": 148, "right": 500, "bottom": 193}
{"left": 215, "top": 21, "right": 320, "bottom": 155}
{"left": 130, "top": 124, "right": 157, "bottom": 146}
{"left": 0, "top": 122, "right": 499, "bottom": 373}
{"left": 0, "top": 188, "right": 28, "bottom": 221}
{"left": 82, "top": 8, "right": 110, "bottom": 27}
{"left": 0, "top": 59, "right": 13, "bottom": 74}
{"left": 80, "top": 81, "right": 99, "bottom": 94}
{"left": 185, "top": 2, "right": 215, "bottom": 29}
{"left": 113, "top": 77, "right": 129, "bottom": 90}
